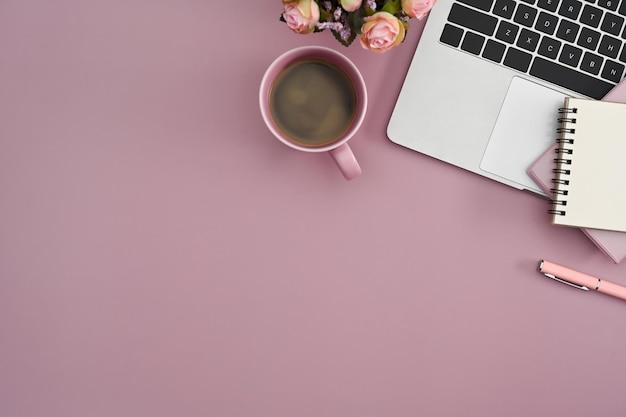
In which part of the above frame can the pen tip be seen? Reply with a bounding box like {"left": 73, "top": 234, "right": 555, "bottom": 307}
{"left": 538, "top": 260, "right": 544, "bottom": 271}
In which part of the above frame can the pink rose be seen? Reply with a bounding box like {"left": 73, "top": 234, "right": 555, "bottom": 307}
{"left": 401, "top": 0, "right": 437, "bottom": 19}
{"left": 340, "top": 0, "right": 363, "bottom": 12}
{"left": 359, "top": 12, "right": 406, "bottom": 53}
{"left": 282, "top": 0, "right": 320, "bottom": 34}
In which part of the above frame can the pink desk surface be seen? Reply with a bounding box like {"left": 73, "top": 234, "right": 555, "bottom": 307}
{"left": 1, "top": 1, "right": 625, "bottom": 416}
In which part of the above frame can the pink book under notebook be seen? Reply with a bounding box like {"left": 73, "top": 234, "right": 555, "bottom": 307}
{"left": 527, "top": 81, "right": 626, "bottom": 264}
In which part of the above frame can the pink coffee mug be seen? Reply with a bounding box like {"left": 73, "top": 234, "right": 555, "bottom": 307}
{"left": 259, "top": 46, "right": 367, "bottom": 180}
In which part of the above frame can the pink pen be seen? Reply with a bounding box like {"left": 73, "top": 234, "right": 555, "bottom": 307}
{"left": 539, "top": 260, "right": 626, "bottom": 301}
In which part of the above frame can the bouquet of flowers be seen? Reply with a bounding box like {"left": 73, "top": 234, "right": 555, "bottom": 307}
{"left": 281, "top": 0, "right": 436, "bottom": 53}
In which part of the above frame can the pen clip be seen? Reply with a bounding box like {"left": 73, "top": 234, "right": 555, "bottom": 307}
{"left": 543, "top": 273, "right": 590, "bottom": 291}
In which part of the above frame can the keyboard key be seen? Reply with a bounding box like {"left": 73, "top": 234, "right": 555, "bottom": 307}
{"left": 536, "top": 11, "right": 560, "bottom": 34}
{"left": 601, "top": 12, "right": 624, "bottom": 35}
{"left": 517, "top": 28, "right": 541, "bottom": 51}
{"left": 558, "top": 0, "right": 583, "bottom": 18}
{"left": 598, "top": 0, "right": 619, "bottom": 11}
{"left": 496, "top": 21, "right": 521, "bottom": 43}
{"left": 482, "top": 39, "right": 507, "bottom": 61}
{"left": 556, "top": 19, "right": 580, "bottom": 41}
{"left": 601, "top": 59, "right": 625, "bottom": 81}
{"left": 538, "top": 36, "right": 563, "bottom": 58}
{"left": 493, "top": 0, "right": 516, "bottom": 18}
{"left": 560, "top": 44, "right": 583, "bottom": 65}
{"left": 577, "top": 27, "right": 601, "bottom": 49}
{"left": 598, "top": 34, "right": 622, "bottom": 57}
{"left": 580, "top": 51, "right": 604, "bottom": 74}
{"left": 439, "top": 0, "right": 622, "bottom": 104}
{"left": 461, "top": 31, "right": 486, "bottom": 54}
{"left": 530, "top": 57, "right": 615, "bottom": 98}
{"left": 538, "top": 0, "right": 560, "bottom": 12}
{"left": 458, "top": 0, "right": 495, "bottom": 11}
{"left": 440, "top": 23, "right": 465, "bottom": 47}
{"left": 504, "top": 47, "right": 533, "bottom": 71}
{"left": 580, "top": 4, "right": 604, "bottom": 26}
{"left": 619, "top": 0, "right": 626, "bottom": 16}
{"left": 448, "top": 3, "right": 498, "bottom": 36}
{"left": 514, "top": 4, "right": 539, "bottom": 26}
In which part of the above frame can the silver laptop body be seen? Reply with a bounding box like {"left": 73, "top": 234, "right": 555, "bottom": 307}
{"left": 388, "top": 0, "right": 622, "bottom": 194}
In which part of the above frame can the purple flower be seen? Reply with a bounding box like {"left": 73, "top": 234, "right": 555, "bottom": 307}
{"left": 316, "top": 21, "right": 344, "bottom": 31}
{"left": 340, "top": 26, "right": 352, "bottom": 40}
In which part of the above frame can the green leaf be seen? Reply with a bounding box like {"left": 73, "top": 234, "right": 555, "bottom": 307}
{"left": 347, "top": 9, "right": 366, "bottom": 34}
{"left": 381, "top": 0, "right": 401, "bottom": 14}
{"left": 319, "top": 8, "right": 331, "bottom": 22}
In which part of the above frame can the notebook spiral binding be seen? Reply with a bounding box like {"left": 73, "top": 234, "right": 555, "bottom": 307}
{"left": 548, "top": 107, "right": 578, "bottom": 216}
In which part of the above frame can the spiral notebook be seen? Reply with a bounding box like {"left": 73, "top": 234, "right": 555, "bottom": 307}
{"left": 528, "top": 83, "right": 626, "bottom": 263}
{"left": 549, "top": 97, "right": 626, "bottom": 233}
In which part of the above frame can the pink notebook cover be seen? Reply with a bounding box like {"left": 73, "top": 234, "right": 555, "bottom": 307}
{"left": 527, "top": 81, "right": 626, "bottom": 264}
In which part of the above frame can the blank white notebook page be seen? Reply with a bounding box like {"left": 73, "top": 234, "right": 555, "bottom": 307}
{"left": 552, "top": 98, "right": 626, "bottom": 233}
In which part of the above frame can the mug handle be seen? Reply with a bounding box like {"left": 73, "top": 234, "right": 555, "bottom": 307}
{"left": 329, "top": 143, "right": 361, "bottom": 180}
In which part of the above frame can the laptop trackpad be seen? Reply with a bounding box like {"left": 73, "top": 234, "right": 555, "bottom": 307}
{"left": 480, "top": 76, "right": 566, "bottom": 193}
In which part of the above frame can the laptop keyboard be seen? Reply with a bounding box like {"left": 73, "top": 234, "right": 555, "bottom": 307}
{"left": 439, "top": 0, "right": 626, "bottom": 98}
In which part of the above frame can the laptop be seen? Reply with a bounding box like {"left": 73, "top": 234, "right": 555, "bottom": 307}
{"left": 387, "top": 0, "right": 625, "bottom": 195}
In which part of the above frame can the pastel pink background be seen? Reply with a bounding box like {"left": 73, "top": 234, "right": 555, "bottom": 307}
{"left": 1, "top": 1, "right": 625, "bottom": 416}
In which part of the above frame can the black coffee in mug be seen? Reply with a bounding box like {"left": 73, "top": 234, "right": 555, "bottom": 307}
{"left": 269, "top": 59, "right": 357, "bottom": 147}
